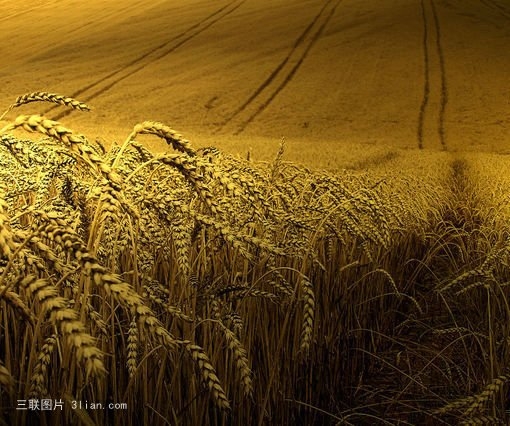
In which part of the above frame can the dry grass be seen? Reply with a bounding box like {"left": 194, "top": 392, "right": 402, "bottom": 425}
{"left": 1, "top": 93, "right": 510, "bottom": 425}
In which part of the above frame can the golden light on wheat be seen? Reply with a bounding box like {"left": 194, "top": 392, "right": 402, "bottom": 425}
{"left": 1, "top": 92, "right": 510, "bottom": 425}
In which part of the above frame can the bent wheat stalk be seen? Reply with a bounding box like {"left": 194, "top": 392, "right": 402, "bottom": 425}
{"left": 113, "top": 121, "right": 196, "bottom": 168}
{"left": 0, "top": 91, "right": 90, "bottom": 121}
{"left": 0, "top": 114, "right": 121, "bottom": 184}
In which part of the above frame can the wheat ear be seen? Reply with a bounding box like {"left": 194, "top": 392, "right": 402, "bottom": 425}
{"left": 0, "top": 91, "right": 90, "bottom": 120}
{"left": 184, "top": 342, "right": 231, "bottom": 410}
{"left": 21, "top": 274, "right": 106, "bottom": 378}
{"left": 112, "top": 121, "right": 196, "bottom": 169}
{"left": 300, "top": 277, "right": 315, "bottom": 354}
{"left": 0, "top": 115, "right": 121, "bottom": 184}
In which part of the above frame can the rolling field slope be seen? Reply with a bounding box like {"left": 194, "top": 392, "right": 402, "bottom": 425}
{"left": 0, "top": 0, "right": 509, "bottom": 161}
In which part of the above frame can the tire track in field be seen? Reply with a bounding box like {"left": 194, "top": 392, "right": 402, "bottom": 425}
{"left": 417, "top": 0, "right": 448, "bottom": 150}
{"left": 63, "top": 1, "right": 149, "bottom": 38}
{"left": 432, "top": 0, "right": 448, "bottom": 151}
{"left": 479, "top": 0, "right": 510, "bottom": 20}
{"left": 213, "top": 0, "right": 341, "bottom": 135}
{"left": 417, "top": 0, "right": 430, "bottom": 150}
{"left": 44, "top": 0, "right": 247, "bottom": 120}
{"left": 0, "top": 1, "right": 55, "bottom": 23}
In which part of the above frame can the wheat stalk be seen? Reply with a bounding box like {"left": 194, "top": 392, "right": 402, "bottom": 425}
{"left": 0, "top": 285, "right": 35, "bottom": 325}
{"left": 300, "top": 277, "right": 315, "bottom": 354}
{"left": 184, "top": 342, "right": 231, "bottom": 410}
{"left": 30, "top": 334, "right": 57, "bottom": 397}
{"left": 0, "top": 361, "right": 14, "bottom": 392}
{"left": 127, "top": 319, "right": 138, "bottom": 378}
{"left": 222, "top": 325, "right": 253, "bottom": 397}
{"left": 131, "top": 121, "right": 196, "bottom": 157}
{"left": 0, "top": 114, "right": 121, "bottom": 184}
{"left": 459, "top": 415, "right": 505, "bottom": 425}
{"left": 21, "top": 274, "right": 106, "bottom": 378}
{"left": 112, "top": 121, "right": 196, "bottom": 171}
{"left": 0, "top": 191, "right": 16, "bottom": 258}
{"left": 463, "top": 374, "right": 509, "bottom": 417}
{"left": 0, "top": 91, "right": 90, "bottom": 121}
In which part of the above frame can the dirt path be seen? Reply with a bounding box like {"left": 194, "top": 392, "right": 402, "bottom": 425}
{"left": 1, "top": 0, "right": 509, "bottom": 159}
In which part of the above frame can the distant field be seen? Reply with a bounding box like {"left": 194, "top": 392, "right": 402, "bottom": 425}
{"left": 0, "top": 0, "right": 509, "bottom": 158}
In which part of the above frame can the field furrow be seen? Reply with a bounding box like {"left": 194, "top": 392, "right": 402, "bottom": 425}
{"left": 417, "top": 0, "right": 449, "bottom": 151}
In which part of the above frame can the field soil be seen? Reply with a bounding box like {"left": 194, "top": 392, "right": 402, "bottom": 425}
{"left": 1, "top": 0, "right": 509, "bottom": 163}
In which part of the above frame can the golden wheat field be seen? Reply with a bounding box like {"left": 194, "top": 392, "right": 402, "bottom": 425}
{"left": 1, "top": 1, "right": 510, "bottom": 425}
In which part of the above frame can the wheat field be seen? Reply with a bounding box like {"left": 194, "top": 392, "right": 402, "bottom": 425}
{"left": 0, "top": 92, "right": 509, "bottom": 425}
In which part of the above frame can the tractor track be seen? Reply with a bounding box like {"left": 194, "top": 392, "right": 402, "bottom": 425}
{"left": 0, "top": 1, "right": 56, "bottom": 23}
{"left": 479, "top": 0, "right": 510, "bottom": 20}
{"left": 432, "top": 0, "right": 448, "bottom": 151}
{"left": 417, "top": 0, "right": 448, "bottom": 150}
{"left": 213, "top": 0, "right": 341, "bottom": 135}
{"left": 43, "top": 0, "right": 247, "bottom": 121}
{"left": 417, "top": 0, "right": 430, "bottom": 150}
{"left": 63, "top": 1, "right": 149, "bottom": 38}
